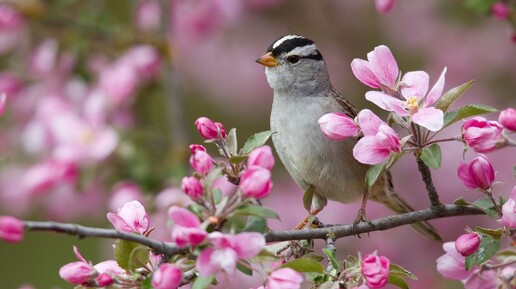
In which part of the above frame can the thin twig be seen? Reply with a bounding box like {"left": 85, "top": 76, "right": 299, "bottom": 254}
{"left": 415, "top": 155, "right": 444, "bottom": 209}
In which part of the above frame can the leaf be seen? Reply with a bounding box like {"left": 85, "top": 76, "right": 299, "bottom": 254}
{"left": 442, "top": 104, "right": 497, "bottom": 129}
{"left": 242, "top": 216, "right": 267, "bottom": 233}
{"left": 280, "top": 257, "right": 325, "bottom": 273}
{"left": 233, "top": 205, "right": 280, "bottom": 220}
{"left": 420, "top": 144, "right": 441, "bottom": 169}
{"left": 237, "top": 261, "right": 253, "bottom": 276}
{"left": 365, "top": 162, "right": 387, "bottom": 190}
{"left": 202, "top": 167, "right": 223, "bottom": 189}
{"left": 472, "top": 197, "right": 500, "bottom": 219}
{"left": 305, "top": 254, "right": 325, "bottom": 263}
{"left": 242, "top": 130, "right": 275, "bottom": 154}
{"left": 212, "top": 189, "right": 222, "bottom": 205}
{"left": 141, "top": 277, "right": 153, "bottom": 289}
{"left": 388, "top": 275, "right": 409, "bottom": 289}
{"left": 128, "top": 246, "right": 150, "bottom": 270}
{"left": 192, "top": 275, "right": 215, "bottom": 289}
{"left": 322, "top": 248, "right": 340, "bottom": 271}
{"left": 303, "top": 185, "right": 315, "bottom": 212}
{"left": 465, "top": 0, "right": 498, "bottom": 15}
{"left": 114, "top": 239, "right": 139, "bottom": 270}
{"left": 229, "top": 155, "right": 248, "bottom": 164}
{"left": 435, "top": 80, "right": 474, "bottom": 112}
{"left": 454, "top": 197, "right": 472, "bottom": 206}
{"left": 226, "top": 128, "right": 238, "bottom": 156}
{"left": 319, "top": 281, "right": 341, "bottom": 289}
{"left": 390, "top": 263, "right": 418, "bottom": 280}
{"left": 474, "top": 227, "right": 503, "bottom": 241}
{"left": 465, "top": 235, "right": 500, "bottom": 270}
{"left": 250, "top": 249, "right": 279, "bottom": 263}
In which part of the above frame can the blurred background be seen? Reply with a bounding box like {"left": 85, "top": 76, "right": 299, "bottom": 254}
{"left": 0, "top": 0, "right": 514, "bottom": 288}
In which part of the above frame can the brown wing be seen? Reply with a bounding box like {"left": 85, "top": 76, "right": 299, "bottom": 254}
{"left": 330, "top": 88, "right": 358, "bottom": 118}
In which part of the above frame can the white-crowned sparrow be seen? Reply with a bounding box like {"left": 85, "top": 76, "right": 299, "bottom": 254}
{"left": 256, "top": 35, "right": 441, "bottom": 241}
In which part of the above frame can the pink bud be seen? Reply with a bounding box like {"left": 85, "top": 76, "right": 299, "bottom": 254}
{"left": 457, "top": 154, "right": 495, "bottom": 190}
{"left": 0, "top": 216, "right": 24, "bottom": 243}
{"left": 215, "top": 122, "right": 226, "bottom": 138}
{"left": 189, "top": 150, "right": 213, "bottom": 175}
{"left": 501, "top": 186, "right": 516, "bottom": 228}
{"left": 189, "top": 144, "right": 207, "bottom": 154}
{"left": 462, "top": 117, "right": 503, "bottom": 153}
{"left": 152, "top": 263, "right": 182, "bottom": 289}
{"left": 195, "top": 117, "right": 220, "bottom": 140}
{"left": 499, "top": 108, "right": 516, "bottom": 131}
{"left": 318, "top": 112, "right": 360, "bottom": 141}
{"left": 59, "top": 261, "right": 96, "bottom": 285}
{"left": 266, "top": 268, "right": 303, "bottom": 289}
{"left": 247, "top": 145, "right": 275, "bottom": 170}
{"left": 492, "top": 2, "right": 510, "bottom": 20}
{"left": 239, "top": 166, "right": 273, "bottom": 198}
{"left": 455, "top": 233, "right": 481, "bottom": 257}
{"left": 169, "top": 206, "right": 207, "bottom": 247}
{"left": 350, "top": 45, "right": 399, "bottom": 90}
{"left": 106, "top": 200, "right": 150, "bottom": 234}
{"left": 361, "top": 252, "right": 390, "bottom": 288}
{"left": 96, "top": 273, "right": 113, "bottom": 286}
{"left": 375, "top": 0, "right": 396, "bottom": 14}
{"left": 181, "top": 176, "right": 203, "bottom": 199}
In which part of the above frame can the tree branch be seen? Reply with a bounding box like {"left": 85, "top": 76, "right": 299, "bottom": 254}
{"left": 415, "top": 155, "right": 444, "bottom": 209}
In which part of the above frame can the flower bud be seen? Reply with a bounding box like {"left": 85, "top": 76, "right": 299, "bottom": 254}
{"left": 59, "top": 261, "right": 96, "bottom": 285}
{"left": 96, "top": 273, "right": 113, "bottom": 286}
{"left": 195, "top": 117, "right": 224, "bottom": 140}
{"left": 247, "top": 145, "right": 275, "bottom": 170}
{"left": 492, "top": 2, "right": 510, "bottom": 20}
{"left": 152, "top": 263, "right": 182, "bottom": 289}
{"left": 375, "top": 0, "right": 396, "bottom": 14}
{"left": 215, "top": 122, "right": 226, "bottom": 138}
{"left": 0, "top": 216, "right": 24, "bottom": 243}
{"left": 455, "top": 233, "right": 481, "bottom": 257}
{"left": 318, "top": 112, "right": 360, "bottom": 141}
{"left": 181, "top": 176, "right": 203, "bottom": 199}
{"left": 499, "top": 108, "right": 516, "bottom": 131}
{"left": 266, "top": 268, "right": 303, "bottom": 289}
{"left": 361, "top": 252, "right": 390, "bottom": 288}
{"left": 457, "top": 154, "right": 495, "bottom": 191}
{"left": 189, "top": 144, "right": 207, "bottom": 154}
{"left": 501, "top": 186, "right": 516, "bottom": 228}
{"left": 189, "top": 150, "right": 213, "bottom": 175}
{"left": 239, "top": 166, "right": 273, "bottom": 198}
{"left": 462, "top": 117, "right": 503, "bottom": 153}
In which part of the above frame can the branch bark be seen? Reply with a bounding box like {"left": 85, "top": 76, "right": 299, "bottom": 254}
{"left": 415, "top": 155, "right": 444, "bottom": 209}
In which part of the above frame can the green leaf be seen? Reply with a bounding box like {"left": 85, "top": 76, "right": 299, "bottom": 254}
{"left": 319, "top": 281, "right": 341, "bottom": 289}
{"left": 305, "top": 254, "right": 325, "bottom": 263}
{"left": 305, "top": 272, "right": 327, "bottom": 285}
{"left": 388, "top": 275, "right": 409, "bottom": 289}
{"left": 435, "top": 80, "right": 474, "bottom": 112}
{"left": 226, "top": 128, "right": 238, "bottom": 156}
{"left": 465, "top": 0, "right": 497, "bottom": 14}
{"left": 420, "top": 144, "right": 441, "bottom": 169}
{"left": 280, "top": 257, "right": 325, "bottom": 273}
{"left": 454, "top": 197, "right": 472, "bottom": 206}
{"left": 443, "top": 104, "right": 497, "bottom": 129}
{"left": 390, "top": 263, "right": 418, "bottom": 280}
{"left": 212, "top": 188, "right": 222, "bottom": 204}
{"left": 242, "top": 216, "right": 267, "bottom": 233}
{"left": 322, "top": 248, "right": 340, "bottom": 271}
{"left": 513, "top": 166, "right": 516, "bottom": 178}
{"left": 474, "top": 227, "right": 503, "bottom": 241}
{"left": 365, "top": 162, "right": 387, "bottom": 190}
{"left": 202, "top": 167, "right": 223, "bottom": 189}
{"left": 465, "top": 235, "right": 500, "bottom": 270}
{"left": 114, "top": 239, "right": 140, "bottom": 270}
{"left": 250, "top": 249, "right": 280, "bottom": 263}
{"left": 303, "top": 185, "right": 315, "bottom": 211}
{"left": 472, "top": 197, "right": 500, "bottom": 219}
{"left": 237, "top": 261, "right": 253, "bottom": 276}
{"left": 128, "top": 246, "right": 150, "bottom": 270}
{"left": 242, "top": 130, "right": 275, "bottom": 154}
{"left": 141, "top": 277, "right": 153, "bottom": 289}
{"left": 228, "top": 155, "right": 248, "bottom": 164}
{"left": 233, "top": 205, "right": 280, "bottom": 220}
{"left": 192, "top": 275, "right": 215, "bottom": 289}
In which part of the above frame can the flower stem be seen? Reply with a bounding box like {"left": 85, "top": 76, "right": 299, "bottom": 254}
{"left": 426, "top": 137, "right": 460, "bottom": 146}
{"left": 415, "top": 154, "right": 443, "bottom": 209}
{"left": 484, "top": 189, "right": 503, "bottom": 217}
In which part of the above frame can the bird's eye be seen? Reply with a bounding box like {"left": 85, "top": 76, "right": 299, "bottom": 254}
{"left": 287, "top": 55, "right": 300, "bottom": 64}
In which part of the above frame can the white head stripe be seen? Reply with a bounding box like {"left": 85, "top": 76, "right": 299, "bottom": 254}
{"left": 272, "top": 35, "right": 303, "bottom": 49}
{"left": 286, "top": 44, "right": 317, "bottom": 57}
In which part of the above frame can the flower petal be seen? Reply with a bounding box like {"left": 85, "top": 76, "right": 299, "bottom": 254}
{"left": 168, "top": 206, "right": 201, "bottom": 228}
{"left": 232, "top": 232, "right": 265, "bottom": 259}
{"left": 350, "top": 59, "right": 380, "bottom": 89}
{"left": 117, "top": 200, "right": 149, "bottom": 234}
{"left": 367, "top": 45, "right": 399, "bottom": 87}
{"left": 400, "top": 71, "right": 429, "bottom": 100}
{"left": 425, "top": 67, "right": 447, "bottom": 106}
{"left": 318, "top": 112, "right": 360, "bottom": 141}
{"left": 412, "top": 107, "right": 444, "bottom": 131}
{"left": 357, "top": 109, "right": 384, "bottom": 136}
{"left": 106, "top": 213, "right": 133, "bottom": 232}
{"left": 365, "top": 91, "right": 409, "bottom": 116}
{"left": 353, "top": 136, "right": 391, "bottom": 165}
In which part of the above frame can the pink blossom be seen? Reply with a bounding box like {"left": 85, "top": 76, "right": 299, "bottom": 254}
{"left": 29, "top": 39, "right": 58, "bottom": 76}
{"left": 107, "top": 200, "right": 150, "bottom": 234}
{"left": 135, "top": 0, "right": 161, "bottom": 32}
{"left": 318, "top": 112, "right": 360, "bottom": 141}
{"left": 247, "top": 145, "right": 275, "bottom": 170}
{"left": 500, "top": 186, "right": 516, "bottom": 228}
{"left": 462, "top": 117, "right": 503, "bottom": 153}
{"left": 108, "top": 181, "right": 145, "bottom": 212}
{"left": 119, "top": 45, "right": 161, "bottom": 79}
{"left": 181, "top": 176, "right": 204, "bottom": 199}
{"left": 94, "top": 260, "right": 125, "bottom": 276}
{"left": 239, "top": 166, "right": 273, "bottom": 198}
{"left": 96, "top": 273, "right": 113, "bottom": 286}
{"left": 463, "top": 268, "right": 497, "bottom": 289}
{"left": 266, "top": 268, "right": 303, "bottom": 289}
{"left": 189, "top": 144, "right": 207, "bottom": 153}
{"left": 195, "top": 117, "right": 225, "bottom": 140}
{"left": 0, "top": 92, "right": 6, "bottom": 116}
{"left": 361, "top": 252, "right": 390, "bottom": 288}
{"left": 152, "top": 263, "right": 182, "bottom": 289}
{"left": 154, "top": 187, "right": 193, "bottom": 210}
{"left": 366, "top": 68, "right": 447, "bottom": 131}
{"left": 353, "top": 109, "right": 401, "bottom": 165}
{"left": 375, "top": 0, "right": 396, "bottom": 14}
{"left": 0, "top": 215, "right": 23, "bottom": 243}
{"left": 436, "top": 242, "right": 472, "bottom": 280}
{"left": 189, "top": 150, "right": 214, "bottom": 174}
{"left": 0, "top": 4, "right": 24, "bottom": 31}
{"left": 21, "top": 159, "right": 77, "bottom": 196}
{"left": 350, "top": 45, "right": 399, "bottom": 90}
{"left": 499, "top": 108, "right": 516, "bottom": 131}
{"left": 168, "top": 206, "right": 207, "bottom": 247}
{"left": 455, "top": 233, "right": 480, "bottom": 257}
{"left": 0, "top": 72, "right": 22, "bottom": 96}
{"left": 492, "top": 2, "right": 510, "bottom": 20}
{"left": 98, "top": 62, "right": 138, "bottom": 105}
{"left": 457, "top": 154, "right": 495, "bottom": 190}
{"left": 59, "top": 246, "right": 96, "bottom": 285}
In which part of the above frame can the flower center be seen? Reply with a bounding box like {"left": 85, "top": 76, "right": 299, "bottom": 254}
{"left": 80, "top": 129, "right": 93, "bottom": 144}
{"left": 406, "top": 96, "right": 419, "bottom": 113}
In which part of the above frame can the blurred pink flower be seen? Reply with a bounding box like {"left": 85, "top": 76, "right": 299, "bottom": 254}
{"left": 436, "top": 242, "right": 472, "bottom": 280}
{"left": 366, "top": 68, "right": 447, "bottom": 131}
{"left": 168, "top": 206, "right": 207, "bottom": 247}
{"left": 0, "top": 72, "right": 22, "bottom": 96}
{"left": 0, "top": 215, "right": 24, "bottom": 243}
{"left": 189, "top": 144, "right": 207, "bottom": 153}
{"left": 491, "top": 2, "right": 510, "bottom": 20}
{"left": 152, "top": 263, "right": 182, "bottom": 289}
{"left": 194, "top": 117, "right": 225, "bottom": 140}
{"left": 462, "top": 117, "right": 503, "bottom": 153}
{"left": 498, "top": 108, "right": 516, "bottom": 131}
{"left": 135, "top": 0, "right": 161, "bottom": 32}
{"left": 29, "top": 39, "right": 58, "bottom": 76}
{"left": 0, "top": 92, "right": 6, "bottom": 116}
{"left": 59, "top": 246, "right": 96, "bottom": 285}
{"left": 351, "top": 45, "right": 399, "bottom": 90}
{"left": 455, "top": 233, "right": 480, "bottom": 257}
{"left": 463, "top": 268, "right": 497, "bottom": 289}
{"left": 21, "top": 158, "right": 77, "bottom": 196}
{"left": 240, "top": 166, "right": 273, "bottom": 198}
{"left": 361, "top": 252, "right": 390, "bottom": 288}
{"left": 98, "top": 62, "right": 138, "bottom": 105}
{"left": 0, "top": 3, "right": 25, "bottom": 54}
{"left": 181, "top": 176, "right": 204, "bottom": 199}
{"left": 107, "top": 200, "right": 150, "bottom": 234}
{"left": 266, "top": 268, "right": 303, "bottom": 289}
{"left": 353, "top": 109, "right": 401, "bottom": 165}
{"left": 108, "top": 181, "right": 145, "bottom": 212}
{"left": 375, "top": 0, "right": 396, "bottom": 14}
{"left": 96, "top": 273, "right": 113, "bottom": 286}
{"left": 189, "top": 149, "right": 214, "bottom": 174}
{"left": 500, "top": 186, "right": 516, "bottom": 228}
{"left": 154, "top": 187, "right": 193, "bottom": 211}
{"left": 457, "top": 154, "right": 495, "bottom": 191}
{"left": 318, "top": 112, "right": 360, "bottom": 141}
{"left": 119, "top": 45, "right": 161, "bottom": 80}
{"left": 247, "top": 145, "right": 275, "bottom": 170}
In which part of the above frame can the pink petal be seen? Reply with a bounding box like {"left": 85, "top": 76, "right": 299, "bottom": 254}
{"left": 0, "top": 93, "right": 6, "bottom": 116}
{"left": 117, "top": 200, "right": 149, "bottom": 234}
{"left": 353, "top": 136, "right": 391, "bottom": 165}
{"left": 365, "top": 91, "right": 409, "bottom": 116}
{"left": 106, "top": 213, "right": 133, "bottom": 232}
{"left": 197, "top": 248, "right": 217, "bottom": 276}
{"left": 368, "top": 45, "right": 399, "bottom": 87}
{"left": 400, "top": 71, "right": 429, "bottom": 100}
{"left": 88, "top": 127, "right": 119, "bottom": 161}
{"left": 168, "top": 206, "right": 201, "bottom": 228}
{"left": 412, "top": 107, "right": 444, "bottom": 131}
{"left": 425, "top": 67, "right": 447, "bottom": 106}
{"left": 357, "top": 109, "right": 384, "bottom": 136}
{"left": 457, "top": 162, "right": 478, "bottom": 190}
{"left": 318, "top": 112, "right": 360, "bottom": 141}
{"left": 350, "top": 59, "right": 380, "bottom": 89}
{"left": 232, "top": 232, "right": 265, "bottom": 259}
{"left": 73, "top": 246, "right": 88, "bottom": 263}
{"left": 376, "top": 124, "right": 401, "bottom": 152}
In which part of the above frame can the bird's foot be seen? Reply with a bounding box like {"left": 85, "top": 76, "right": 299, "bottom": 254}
{"left": 294, "top": 209, "right": 322, "bottom": 230}
{"left": 353, "top": 208, "right": 372, "bottom": 226}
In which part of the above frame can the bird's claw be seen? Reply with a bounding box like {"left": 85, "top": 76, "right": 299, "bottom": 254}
{"left": 353, "top": 208, "right": 372, "bottom": 226}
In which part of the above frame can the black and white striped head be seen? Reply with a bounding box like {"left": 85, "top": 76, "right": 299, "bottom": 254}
{"left": 256, "top": 35, "right": 330, "bottom": 93}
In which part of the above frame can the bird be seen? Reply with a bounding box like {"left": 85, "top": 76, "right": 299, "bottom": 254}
{"left": 255, "top": 34, "right": 441, "bottom": 241}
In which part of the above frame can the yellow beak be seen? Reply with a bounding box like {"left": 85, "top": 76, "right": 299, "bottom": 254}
{"left": 255, "top": 52, "right": 278, "bottom": 67}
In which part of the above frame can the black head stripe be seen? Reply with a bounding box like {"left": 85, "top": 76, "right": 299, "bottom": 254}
{"left": 270, "top": 37, "right": 315, "bottom": 57}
